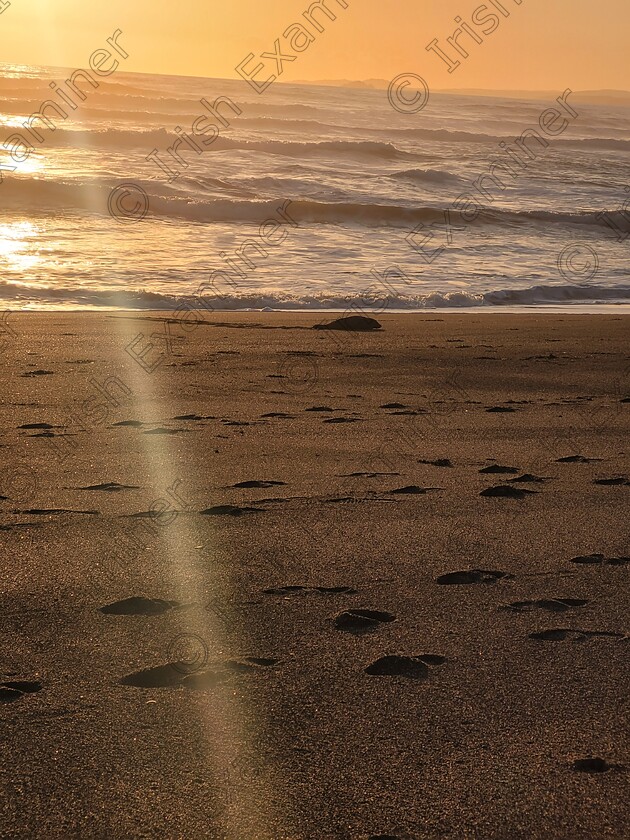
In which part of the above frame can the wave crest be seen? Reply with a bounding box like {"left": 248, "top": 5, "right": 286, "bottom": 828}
{"left": 2, "top": 281, "right": 629, "bottom": 310}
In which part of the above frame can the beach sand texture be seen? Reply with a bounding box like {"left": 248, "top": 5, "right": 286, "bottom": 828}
{"left": 1, "top": 312, "right": 629, "bottom": 839}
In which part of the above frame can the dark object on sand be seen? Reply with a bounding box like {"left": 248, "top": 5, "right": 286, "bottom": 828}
{"left": 334, "top": 609, "right": 395, "bottom": 632}
{"left": 508, "top": 474, "right": 548, "bottom": 483}
{"left": 437, "top": 569, "right": 509, "bottom": 585}
{"left": 570, "top": 553, "right": 630, "bottom": 565}
{"left": 571, "top": 757, "right": 611, "bottom": 773}
{"left": 232, "top": 480, "right": 286, "bottom": 489}
{"left": 78, "top": 482, "right": 140, "bottom": 492}
{"left": 313, "top": 316, "right": 382, "bottom": 332}
{"left": 419, "top": 458, "right": 453, "bottom": 467}
{"left": 365, "top": 654, "right": 445, "bottom": 679}
{"left": 480, "top": 485, "right": 537, "bottom": 498}
{"left": 100, "top": 597, "right": 179, "bottom": 615}
{"left": 0, "top": 680, "right": 42, "bottom": 703}
{"left": 200, "top": 504, "right": 263, "bottom": 516}
{"left": 556, "top": 454, "right": 601, "bottom": 463}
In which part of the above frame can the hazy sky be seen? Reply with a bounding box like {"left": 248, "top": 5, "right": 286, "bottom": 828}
{"left": 3, "top": 0, "right": 629, "bottom": 90}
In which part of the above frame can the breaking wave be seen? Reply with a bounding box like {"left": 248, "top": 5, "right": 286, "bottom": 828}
{"left": 3, "top": 281, "right": 630, "bottom": 310}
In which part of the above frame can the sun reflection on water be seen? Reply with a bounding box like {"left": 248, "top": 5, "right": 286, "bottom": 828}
{"left": 0, "top": 221, "right": 42, "bottom": 271}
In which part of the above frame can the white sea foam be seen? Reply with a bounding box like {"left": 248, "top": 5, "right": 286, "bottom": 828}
{"left": 0, "top": 67, "right": 629, "bottom": 310}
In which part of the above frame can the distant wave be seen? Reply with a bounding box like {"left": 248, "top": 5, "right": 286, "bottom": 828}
{"left": 5, "top": 109, "right": 629, "bottom": 157}
{"left": 391, "top": 168, "right": 464, "bottom": 186}
{"left": 26, "top": 129, "right": 413, "bottom": 159}
{"left": 2, "top": 280, "right": 629, "bottom": 310}
{"left": 0, "top": 175, "right": 624, "bottom": 231}
{"left": 0, "top": 77, "right": 168, "bottom": 96}
{"left": 3, "top": 177, "right": 625, "bottom": 231}
{"left": 0, "top": 93, "right": 324, "bottom": 121}
{"left": 557, "top": 136, "right": 630, "bottom": 151}
{"left": 382, "top": 127, "right": 630, "bottom": 151}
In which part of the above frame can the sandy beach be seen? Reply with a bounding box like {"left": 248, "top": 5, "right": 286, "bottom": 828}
{"left": 1, "top": 311, "right": 628, "bottom": 839}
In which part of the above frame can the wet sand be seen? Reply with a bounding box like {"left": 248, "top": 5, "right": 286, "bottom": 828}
{"left": 1, "top": 311, "right": 629, "bottom": 839}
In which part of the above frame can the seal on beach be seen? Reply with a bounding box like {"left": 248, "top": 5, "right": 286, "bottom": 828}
{"left": 313, "top": 315, "right": 382, "bottom": 331}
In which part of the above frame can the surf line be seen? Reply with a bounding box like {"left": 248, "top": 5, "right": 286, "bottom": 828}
{"left": 0, "top": 30, "right": 129, "bottom": 183}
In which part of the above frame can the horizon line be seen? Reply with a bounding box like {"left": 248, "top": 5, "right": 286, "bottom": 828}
{"left": 1, "top": 63, "right": 629, "bottom": 99}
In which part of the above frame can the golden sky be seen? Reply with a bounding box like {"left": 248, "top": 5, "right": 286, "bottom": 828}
{"left": 3, "top": 0, "right": 629, "bottom": 90}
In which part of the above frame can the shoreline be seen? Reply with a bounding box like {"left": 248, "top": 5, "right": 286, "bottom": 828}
{"left": 4, "top": 304, "right": 630, "bottom": 314}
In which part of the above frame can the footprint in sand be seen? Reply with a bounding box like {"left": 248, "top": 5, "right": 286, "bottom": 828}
{"left": 121, "top": 658, "right": 278, "bottom": 689}
{"left": 16, "top": 508, "right": 99, "bottom": 516}
{"left": 99, "top": 597, "right": 181, "bottom": 616}
{"left": 556, "top": 455, "right": 602, "bottom": 463}
{"left": 341, "top": 472, "right": 401, "bottom": 478}
{"left": 77, "top": 482, "right": 140, "bottom": 492}
{"left": 263, "top": 585, "right": 357, "bottom": 596}
{"left": 571, "top": 758, "right": 616, "bottom": 773}
{"left": 507, "top": 474, "right": 549, "bottom": 484}
{"left": 418, "top": 458, "right": 454, "bottom": 468}
{"left": 501, "top": 598, "right": 588, "bottom": 613}
{"left": 529, "top": 629, "right": 625, "bottom": 642}
{"left": 0, "top": 680, "right": 42, "bottom": 703}
{"left": 323, "top": 417, "right": 361, "bottom": 424}
{"left": 181, "top": 660, "right": 280, "bottom": 688}
{"left": 231, "top": 480, "right": 286, "bottom": 489}
{"left": 365, "top": 654, "right": 446, "bottom": 680}
{"left": 389, "top": 485, "right": 439, "bottom": 495}
{"left": 334, "top": 609, "right": 396, "bottom": 633}
{"left": 437, "top": 569, "right": 511, "bottom": 585}
{"left": 480, "top": 485, "right": 537, "bottom": 499}
{"left": 570, "top": 554, "right": 630, "bottom": 566}
{"left": 200, "top": 504, "right": 264, "bottom": 516}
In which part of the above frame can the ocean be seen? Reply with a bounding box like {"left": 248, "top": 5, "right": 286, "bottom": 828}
{"left": 1, "top": 64, "right": 629, "bottom": 311}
